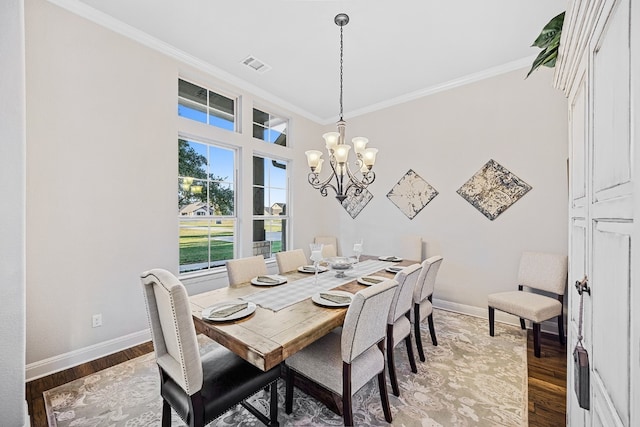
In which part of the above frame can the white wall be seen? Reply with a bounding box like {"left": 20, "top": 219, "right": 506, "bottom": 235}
{"left": 24, "top": 0, "right": 324, "bottom": 375}
{"left": 334, "top": 68, "right": 568, "bottom": 312}
{"left": 0, "top": 0, "right": 27, "bottom": 422}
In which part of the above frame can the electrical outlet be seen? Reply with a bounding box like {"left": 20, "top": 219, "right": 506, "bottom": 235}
{"left": 92, "top": 314, "right": 102, "bottom": 328}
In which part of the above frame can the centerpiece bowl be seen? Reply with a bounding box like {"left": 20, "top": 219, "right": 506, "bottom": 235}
{"left": 325, "top": 256, "right": 358, "bottom": 278}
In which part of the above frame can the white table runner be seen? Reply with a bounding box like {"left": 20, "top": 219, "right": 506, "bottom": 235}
{"left": 241, "top": 259, "right": 395, "bottom": 311}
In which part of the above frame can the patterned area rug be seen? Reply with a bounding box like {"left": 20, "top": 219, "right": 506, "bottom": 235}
{"left": 44, "top": 309, "right": 527, "bottom": 426}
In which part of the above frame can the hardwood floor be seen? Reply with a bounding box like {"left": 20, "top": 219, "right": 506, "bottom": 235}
{"left": 26, "top": 330, "right": 566, "bottom": 426}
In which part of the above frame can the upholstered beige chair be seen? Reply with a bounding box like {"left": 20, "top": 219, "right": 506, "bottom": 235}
{"left": 397, "top": 235, "right": 423, "bottom": 261}
{"left": 488, "top": 251, "right": 568, "bottom": 358}
{"left": 225, "top": 255, "right": 267, "bottom": 286}
{"left": 285, "top": 279, "right": 398, "bottom": 426}
{"left": 275, "top": 249, "right": 308, "bottom": 273}
{"left": 386, "top": 263, "right": 422, "bottom": 396}
{"left": 139, "top": 269, "right": 280, "bottom": 426}
{"left": 320, "top": 244, "right": 337, "bottom": 258}
{"left": 315, "top": 236, "right": 338, "bottom": 256}
{"left": 411, "top": 256, "right": 444, "bottom": 362}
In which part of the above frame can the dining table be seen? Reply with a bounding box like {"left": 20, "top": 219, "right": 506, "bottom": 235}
{"left": 189, "top": 255, "right": 414, "bottom": 372}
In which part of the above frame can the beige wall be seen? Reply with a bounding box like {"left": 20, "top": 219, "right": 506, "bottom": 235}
{"left": 24, "top": 0, "right": 324, "bottom": 373}
{"left": 23, "top": 0, "right": 567, "bottom": 377}
{"left": 333, "top": 67, "right": 568, "bottom": 312}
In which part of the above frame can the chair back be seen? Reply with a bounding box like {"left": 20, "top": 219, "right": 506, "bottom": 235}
{"left": 315, "top": 236, "right": 338, "bottom": 255}
{"left": 276, "top": 249, "right": 308, "bottom": 273}
{"left": 518, "top": 251, "right": 568, "bottom": 295}
{"left": 414, "top": 256, "right": 444, "bottom": 303}
{"left": 321, "top": 244, "right": 337, "bottom": 258}
{"left": 388, "top": 263, "right": 422, "bottom": 324}
{"left": 397, "top": 235, "right": 423, "bottom": 261}
{"left": 341, "top": 279, "right": 398, "bottom": 363}
{"left": 226, "top": 255, "right": 267, "bottom": 286}
{"left": 140, "top": 269, "right": 202, "bottom": 395}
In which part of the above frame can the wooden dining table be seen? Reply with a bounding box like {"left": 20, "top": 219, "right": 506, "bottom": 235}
{"left": 189, "top": 255, "right": 414, "bottom": 372}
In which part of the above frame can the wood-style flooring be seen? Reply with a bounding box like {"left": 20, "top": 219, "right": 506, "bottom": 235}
{"left": 26, "top": 329, "right": 566, "bottom": 427}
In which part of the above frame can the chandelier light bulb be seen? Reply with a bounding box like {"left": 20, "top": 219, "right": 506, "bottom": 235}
{"left": 363, "top": 148, "right": 378, "bottom": 168}
{"left": 334, "top": 144, "right": 351, "bottom": 164}
{"left": 305, "top": 150, "right": 323, "bottom": 169}
{"left": 352, "top": 137, "right": 369, "bottom": 154}
{"left": 323, "top": 132, "right": 340, "bottom": 151}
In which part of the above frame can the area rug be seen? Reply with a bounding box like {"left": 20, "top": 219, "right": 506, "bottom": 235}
{"left": 44, "top": 309, "right": 527, "bottom": 426}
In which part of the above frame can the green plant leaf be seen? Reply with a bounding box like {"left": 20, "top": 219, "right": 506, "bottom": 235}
{"left": 526, "top": 47, "right": 559, "bottom": 77}
{"left": 531, "top": 12, "right": 565, "bottom": 48}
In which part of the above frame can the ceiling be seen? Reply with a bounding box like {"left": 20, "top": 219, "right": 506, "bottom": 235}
{"left": 65, "top": 0, "right": 564, "bottom": 124}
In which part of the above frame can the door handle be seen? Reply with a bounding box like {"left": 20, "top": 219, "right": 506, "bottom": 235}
{"left": 575, "top": 275, "right": 591, "bottom": 295}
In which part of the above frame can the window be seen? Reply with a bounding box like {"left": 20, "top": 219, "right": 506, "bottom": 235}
{"left": 253, "top": 108, "right": 287, "bottom": 146}
{"left": 252, "top": 155, "right": 288, "bottom": 259}
{"left": 178, "top": 138, "right": 236, "bottom": 273}
{"left": 178, "top": 79, "right": 236, "bottom": 131}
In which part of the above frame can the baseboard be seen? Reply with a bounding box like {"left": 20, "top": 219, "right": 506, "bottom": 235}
{"left": 24, "top": 401, "right": 29, "bottom": 427}
{"left": 433, "top": 298, "right": 561, "bottom": 336}
{"left": 25, "top": 329, "right": 151, "bottom": 382}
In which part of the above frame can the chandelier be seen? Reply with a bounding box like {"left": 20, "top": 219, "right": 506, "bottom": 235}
{"left": 305, "top": 13, "right": 378, "bottom": 202}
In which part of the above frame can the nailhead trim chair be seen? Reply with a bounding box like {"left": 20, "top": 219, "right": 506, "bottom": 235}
{"left": 487, "top": 251, "right": 568, "bottom": 358}
{"left": 284, "top": 279, "right": 398, "bottom": 426}
{"left": 386, "top": 263, "right": 422, "bottom": 396}
{"left": 140, "top": 269, "right": 280, "bottom": 426}
{"left": 411, "top": 256, "right": 444, "bottom": 362}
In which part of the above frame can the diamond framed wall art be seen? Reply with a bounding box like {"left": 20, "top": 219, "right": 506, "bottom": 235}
{"left": 386, "top": 169, "right": 438, "bottom": 220}
{"left": 456, "top": 159, "right": 532, "bottom": 221}
{"left": 341, "top": 187, "right": 373, "bottom": 219}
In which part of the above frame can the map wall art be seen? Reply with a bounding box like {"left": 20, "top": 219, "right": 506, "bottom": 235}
{"left": 387, "top": 169, "right": 438, "bottom": 220}
{"left": 456, "top": 159, "right": 532, "bottom": 221}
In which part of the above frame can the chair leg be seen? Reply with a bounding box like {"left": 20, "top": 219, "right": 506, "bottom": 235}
{"left": 269, "top": 381, "right": 279, "bottom": 426}
{"left": 488, "top": 307, "right": 495, "bottom": 336}
{"left": 558, "top": 313, "right": 566, "bottom": 346}
{"left": 427, "top": 313, "right": 438, "bottom": 346}
{"left": 285, "top": 365, "right": 294, "bottom": 414}
{"left": 377, "top": 341, "right": 393, "bottom": 423}
{"left": 386, "top": 325, "right": 400, "bottom": 397}
{"left": 414, "top": 303, "right": 426, "bottom": 362}
{"left": 342, "top": 363, "right": 353, "bottom": 426}
{"left": 189, "top": 392, "right": 205, "bottom": 427}
{"left": 404, "top": 312, "right": 417, "bottom": 373}
{"left": 161, "top": 399, "right": 171, "bottom": 427}
{"left": 533, "top": 322, "right": 541, "bottom": 358}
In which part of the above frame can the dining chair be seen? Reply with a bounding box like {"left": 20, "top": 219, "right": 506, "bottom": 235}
{"left": 226, "top": 255, "right": 267, "bottom": 286}
{"left": 275, "top": 249, "right": 308, "bottom": 273}
{"left": 139, "top": 269, "right": 280, "bottom": 427}
{"left": 411, "top": 255, "right": 444, "bottom": 362}
{"left": 284, "top": 279, "right": 398, "bottom": 426}
{"left": 488, "top": 251, "right": 567, "bottom": 358}
{"left": 315, "top": 236, "right": 339, "bottom": 255}
{"left": 397, "top": 235, "right": 423, "bottom": 261}
{"left": 386, "top": 263, "right": 422, "bottom": 397}
{"left": 320, "top": 244, "right": 337, "bottom": 258}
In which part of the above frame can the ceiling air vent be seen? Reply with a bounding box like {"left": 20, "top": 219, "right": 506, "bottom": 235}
{"left": 241, "top": 55, "right": 271, "bottom": 74}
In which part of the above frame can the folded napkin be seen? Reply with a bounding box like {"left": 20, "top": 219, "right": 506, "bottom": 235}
{"left": 302, "top": 266, "right": 316, "bottom": 272}
{"left": 319, "top": 293, "right": 351, "bottom": 304}
{"left": 256, "top": 275, "right": 281, "bottom": 284}
{"left": 382, "top": 256, "right": 401, "bottom": 262}
{"left": 208, "top": 302, "right": 248, "bottom": 318}
{"left": 362, "top": 276, "right": 383, "bottom": 284}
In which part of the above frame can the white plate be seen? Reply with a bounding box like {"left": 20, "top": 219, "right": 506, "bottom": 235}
{"left": 378, "top": 256, "right": 403, "bottom": 262}
{"left": 250, "top": 275, "right": 287, "bottom": 286}
{"left": 202, "top": 301, "right": 256, "bottom": 322}
{"left": 311, "top": 290, "right": 353, "bottom": 307}
{"left": 298, "top": 265, "right": 329, "bottom": 274}
{"left": 385, "top": 266, "right": 404, "bottom": 273}
{"left": 357, "top": 275, "right": 388, "bottom": 286}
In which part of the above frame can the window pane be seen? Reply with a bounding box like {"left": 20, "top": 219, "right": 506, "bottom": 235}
{"left": 180, "top": 220, "right": 210, "bottom": 273}
{"left": 179, "top": 140, "right": 208, "bottom": 179}
{"left": 253, "top": 108, "right": 288, "bottom": 146}
{"left": 210, "top": 219, "right": 235, "bottom": 265}
{"left": 253, "top": 219, "right": 286, "bottom": 258}
{"left": 178, "top": 99, "right": 207, "bottom": 123}
{"left": 253, "top": 187, "right": 266, "bottom": 215}
{"left": 178, "top": 178, "right": 208, "bottom": 212}
{"left": 179, "top": 79, "right": 207, "bottom": 105}
{"left": 209, "top": 146, "right": 234, "bottom": 184}
{"left": 209, "top": 182, "right": 234, "bottom": 216}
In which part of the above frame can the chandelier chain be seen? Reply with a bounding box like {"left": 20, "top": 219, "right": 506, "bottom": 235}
{"left": 339, "top": 24, "right": 344, "bottom": 120}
